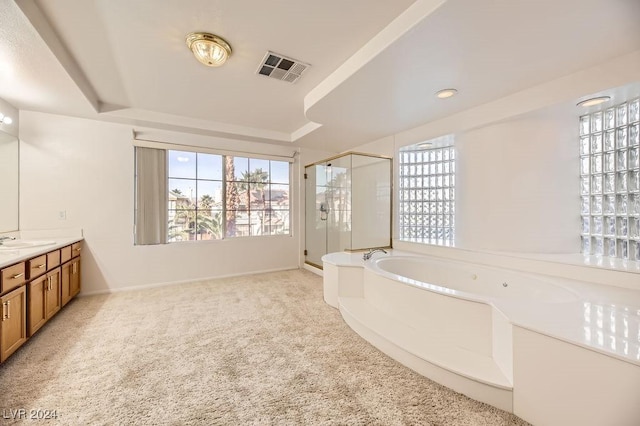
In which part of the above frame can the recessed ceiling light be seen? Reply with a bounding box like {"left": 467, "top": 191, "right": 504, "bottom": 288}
{"left": 186, "top": 32, "right": 232, "bottom": 67}
{"left": 577, "top": 96, "right": 611, "bottom": 107}
{"left": 435, "top": 89, "right": 457, "bottom": 99}
{"left": 0, "top": 113, "right": 12, "bottom": 124}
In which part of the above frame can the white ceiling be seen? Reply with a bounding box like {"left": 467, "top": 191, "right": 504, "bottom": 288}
{"left": 1, "top": 0, "right": 639, "bottom": 151}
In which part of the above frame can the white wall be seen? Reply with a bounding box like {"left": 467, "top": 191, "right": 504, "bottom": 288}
{"left": 455, "top": 107, "right": 578, "bottom": 252}
{"left": 18, "top": 111, "right": 332, "bottom": 294}
{"left": 349, "top": 107, "right": 580, "bottom": 254}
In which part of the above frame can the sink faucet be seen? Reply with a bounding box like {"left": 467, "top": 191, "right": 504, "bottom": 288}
{"left": 0, "top": 236, "right": 16, "bottom": 245}
{"left": 363, "top": 248, "right": 387, "bottom": 260}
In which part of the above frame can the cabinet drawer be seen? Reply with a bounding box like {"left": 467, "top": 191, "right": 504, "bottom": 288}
{"left": 27, "top": 255, "right": 47, "bottom": 279}
{"left": 60, "top": 245, "right": 72, "bottom": 263}
{"left": 1, "top": 262, "right": 26, "bottom": 294}
{"left": 47, "top": 250, "right": 61, "bottom": 269}
{"left": 71, "top": 242, "right": 82, "bottom": 258}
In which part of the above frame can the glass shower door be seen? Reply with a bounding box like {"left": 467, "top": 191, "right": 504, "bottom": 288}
{"left": 326, "top": 155, "right": 352, "bottom": 254}
{"left": 304, "top": 163, "right": 328, "bottom": 268}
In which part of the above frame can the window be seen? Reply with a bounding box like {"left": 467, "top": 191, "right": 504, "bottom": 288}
{"left": 167, "top": 150, "right": 290, "bottom": 242}
{"left": 398, "top": 136, "right": 455, "bottom": 245}
{"left": 580, "top": 98, "right": 640, "bottom": 260}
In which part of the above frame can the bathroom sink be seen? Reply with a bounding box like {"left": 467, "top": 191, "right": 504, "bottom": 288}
{"left": 0, "top": 240, "right": 56, "bottom": 250}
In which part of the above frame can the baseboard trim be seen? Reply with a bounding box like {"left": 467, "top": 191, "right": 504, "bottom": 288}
{"left": 303, "top": 263, "right": 323, "bottom": 277}
{"left": 80, "top": 266, "right": 301, "bottom": 296}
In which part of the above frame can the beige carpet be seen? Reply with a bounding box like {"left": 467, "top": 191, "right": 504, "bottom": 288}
{"left": 0, "top": 269, "right": 530, "bottom": 425}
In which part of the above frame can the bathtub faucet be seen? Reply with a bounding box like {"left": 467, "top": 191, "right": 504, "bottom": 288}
{"left": 363, "top": 248, "right": 387, "bottom": 260}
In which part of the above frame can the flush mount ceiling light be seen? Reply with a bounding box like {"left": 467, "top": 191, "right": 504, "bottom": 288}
{"left": 0, "top": 113, "right": 12, "bottom": 125}
{"left": 435, "top": 88, "right": 458, "bottom": 99}
{"left": 185, "top": 32, "right": 232, "bottom": 67}
{"left": 577, "top": 96, "right": 611, "bottom": 107}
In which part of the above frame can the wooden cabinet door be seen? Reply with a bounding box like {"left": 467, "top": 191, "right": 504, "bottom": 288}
{"left": 28, "top": 275, "right": 47, "bottom": 336}
{"left": 1, "top": 286, "right": 27, "bottom": 362}
{"left": 45, "top": 268, "right": 61, "bottom": 320}
{"left": 70, "top": 258, "right": 81, "bottom": 298}
{"left": 61, "top": 262, "right": 72, "bottom": 307}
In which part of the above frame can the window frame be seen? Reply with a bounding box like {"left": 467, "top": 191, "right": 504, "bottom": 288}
{"left": 167, "top": 149, "right": 292, "bottom": 243}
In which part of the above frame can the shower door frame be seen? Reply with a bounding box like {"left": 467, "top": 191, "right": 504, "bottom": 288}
{"left": 304, "top": 151, "right": 393, "bottom": 270}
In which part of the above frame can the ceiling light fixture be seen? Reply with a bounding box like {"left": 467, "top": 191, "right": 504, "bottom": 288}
{"left": 436, "top": 88, "right": 458, "bottom": 99}
{"left": 577, "top": 96, "right": 611, "bottom": 108}
{"left": 185, "top": 32, "right": 232, "bottom": 67}
{"left": 0, "top": 113, "right": 12, "bottom": 125}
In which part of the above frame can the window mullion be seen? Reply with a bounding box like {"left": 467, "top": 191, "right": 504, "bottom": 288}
{"left": 222, "top": 155, "right": 227, "bottom": 239}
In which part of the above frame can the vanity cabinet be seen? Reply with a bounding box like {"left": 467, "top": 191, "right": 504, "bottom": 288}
{"left": 28, "top": 274, "right": 47, "bottom": 335}
{"left": 1, "top": 286, "right": 27, "bottom": 362}
{"left": 61, "top": 243, "right": 81, "bottom": 306}
{"left": 61, "top": 257, "right": 80, "bottom": 307}
{"left": 1, "top": 261, "right": 27, "bottom": 362}
{"left": 0, "top": 241, "right": 82, "bottom": 363}
{"left": 28, "top": 268, "right": 61, "bottom": 336}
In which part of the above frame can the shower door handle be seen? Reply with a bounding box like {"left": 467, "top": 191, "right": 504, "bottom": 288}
{"left": 320, "top": 202, "right": 328, "bottom": 221}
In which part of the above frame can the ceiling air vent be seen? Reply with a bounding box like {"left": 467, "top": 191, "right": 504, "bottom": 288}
{"left": 257, "top": 51, "right": 310, "bottom": 84}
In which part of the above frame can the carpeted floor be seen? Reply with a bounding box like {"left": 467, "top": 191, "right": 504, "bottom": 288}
{"left": 0, "top": 269, "right": 530, "bottom": 425}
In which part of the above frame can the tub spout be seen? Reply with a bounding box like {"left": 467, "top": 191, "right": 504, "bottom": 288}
{"left": 363, "top": 248, "right": 388, "bottom": 260}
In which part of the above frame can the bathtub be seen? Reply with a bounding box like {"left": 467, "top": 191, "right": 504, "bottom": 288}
{"left": 321, "top": 250, "right": 640, "bottom": 426}
{"left": 370, "top": 255, "right": 578, "bottom": 303}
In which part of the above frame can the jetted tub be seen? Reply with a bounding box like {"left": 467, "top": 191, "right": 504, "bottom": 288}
{"left": 369, "top": 255, "right": 578, "bottom": 304}
{"left": 321, "top": 250, "right": 640, "bottom": 425}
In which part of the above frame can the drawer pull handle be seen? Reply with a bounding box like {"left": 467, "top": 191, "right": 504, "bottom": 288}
{"left": 5, "top": 301, "right": 9, "bottom": 319}
{"left": 75, "top": 247, "right": 81, "bottom": 252}
{"left": 11, "top": 273, "right": 24, "bottom": 279}
{"left": 36, "top": 264, "right": 46, "bottom": 269}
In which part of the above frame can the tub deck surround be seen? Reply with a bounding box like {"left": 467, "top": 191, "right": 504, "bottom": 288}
{"left": 322, "top": 250, "right": 640, "bottom": 423}
{"left": 323, "top": 250, "right": 640, "bottom": 366}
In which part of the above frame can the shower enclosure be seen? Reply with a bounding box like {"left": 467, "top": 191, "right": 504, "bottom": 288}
{"left": 304, "top": 152, "right": 392, "bottom": 269}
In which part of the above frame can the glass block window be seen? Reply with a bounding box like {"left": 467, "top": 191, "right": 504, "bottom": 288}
{"left": 580, "top": 98, "right": 640, "bottom": 260}
{"left": 398, "top": 136, "right": 455, "bottom": 245}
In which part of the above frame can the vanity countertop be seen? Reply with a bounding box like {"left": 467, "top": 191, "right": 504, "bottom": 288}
{"left": 0, "top": 237, "right": 84, "bottom": 269}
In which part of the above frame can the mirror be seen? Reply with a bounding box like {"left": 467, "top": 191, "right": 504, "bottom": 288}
{"left": 0, "top": 130, "right": 19, "bottom": 232}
